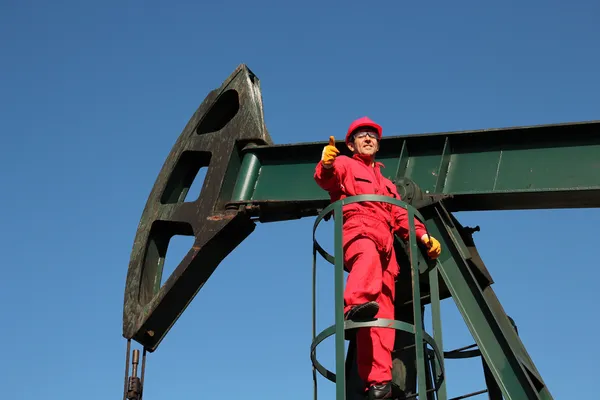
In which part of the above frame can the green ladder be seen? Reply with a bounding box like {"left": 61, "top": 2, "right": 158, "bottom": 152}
{"left": 310, "top": 195, "right": 553, "bottom": 399}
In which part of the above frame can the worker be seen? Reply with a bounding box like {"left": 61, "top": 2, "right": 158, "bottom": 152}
{"left": 313, "top": 116, "right": 442, "bottom": 399}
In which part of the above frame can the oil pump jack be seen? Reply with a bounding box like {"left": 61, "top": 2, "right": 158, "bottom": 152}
{"left": 121, "top": 64, "right": 600, "bottom": 400}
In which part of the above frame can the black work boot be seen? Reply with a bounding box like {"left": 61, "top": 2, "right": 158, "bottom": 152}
{"left": 367, "top": 382, "right": 394, "bottom": 399}
{"left": 345, "top": 301, "right": 379, "bottom": 321}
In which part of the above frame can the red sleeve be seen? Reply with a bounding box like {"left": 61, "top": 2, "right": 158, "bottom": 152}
{"left": 314, "top": 157, "right": 346, "bottom": 192}
{"left": 387, "top": 182, "right": 428, "bottom": 241}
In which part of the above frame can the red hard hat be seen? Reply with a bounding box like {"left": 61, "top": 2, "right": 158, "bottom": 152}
{"left": 345, "top": 116, "right": 383, "bottom": 144}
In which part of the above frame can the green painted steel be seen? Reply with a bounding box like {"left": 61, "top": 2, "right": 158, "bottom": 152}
{"left": 231, "top": 144, "right": 261, "bottom": 202}
{"left": 407, "top": 210, "right": 429, "bottom": 398}
{"left": 429, "top": 266, "right": 447, "bottom": 399}
{"left": 239, "top": 120, "right": 600, "bottom": 211}
{"left": 311, "top": 195, "right": 445, "bottom": 400}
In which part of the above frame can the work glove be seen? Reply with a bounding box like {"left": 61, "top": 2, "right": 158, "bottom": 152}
{"left": 421, "top": 234, "right": 442, "bottom": 259}
{"left": 321, "top": 136, "right": 340, "bottom": 169}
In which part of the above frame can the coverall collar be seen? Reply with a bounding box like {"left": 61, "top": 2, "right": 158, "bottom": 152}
{"left": 352, "top": 153, "right": 385, "bottom": 169}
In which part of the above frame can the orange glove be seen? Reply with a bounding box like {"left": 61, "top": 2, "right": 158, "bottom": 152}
{"left": 421, "top": 234, "right": 442, "bottom": 259}
{"left": 321, "top": 136, "right": 340, "bottom": 168}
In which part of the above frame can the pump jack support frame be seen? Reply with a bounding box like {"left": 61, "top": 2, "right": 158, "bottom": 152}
{"left": 122, "top": 64, "right": 600, "bottom": 399}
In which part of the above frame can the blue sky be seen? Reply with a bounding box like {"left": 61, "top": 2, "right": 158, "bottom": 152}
{"left": 1, "top": 1, "right": 599, "bottom": 399}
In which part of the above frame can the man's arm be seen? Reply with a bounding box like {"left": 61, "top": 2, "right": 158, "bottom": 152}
{"left": 314, "top": 136, "right": 344, "bottom": 191}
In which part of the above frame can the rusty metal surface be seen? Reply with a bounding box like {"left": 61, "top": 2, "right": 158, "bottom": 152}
{"left": 122, "top": 64, "right": 273, "bottom": 351}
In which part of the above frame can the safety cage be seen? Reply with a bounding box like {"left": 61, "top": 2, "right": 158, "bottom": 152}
{"left": 310, "top": 194, "right": 446, "bottom": 400}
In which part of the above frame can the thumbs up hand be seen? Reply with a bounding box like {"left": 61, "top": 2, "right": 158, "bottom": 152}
{"left": 321, "top": 136, "right": 340, "bottom": 168}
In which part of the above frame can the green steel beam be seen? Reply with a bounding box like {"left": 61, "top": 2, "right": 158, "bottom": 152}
{"left": 233, "top": 120, "right": 600, "bottom": 212}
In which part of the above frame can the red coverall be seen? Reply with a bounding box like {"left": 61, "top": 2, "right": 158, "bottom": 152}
{"left": 314, "top": 153, "right": 428, "bottom": 386}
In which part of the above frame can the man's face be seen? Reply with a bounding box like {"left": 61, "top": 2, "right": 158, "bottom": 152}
{"left": 347, "top": 129, "right": 379, "bottom": 157}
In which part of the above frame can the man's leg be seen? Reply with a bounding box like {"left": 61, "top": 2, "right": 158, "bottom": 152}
{"left": 357, "top": 265, "right": 396, "bottom": 396}
{"left": 343, "top": 237, "right": 385, "bottom": 384}
{"left": 343, "top": 237, "right": 382, "bottom": 317}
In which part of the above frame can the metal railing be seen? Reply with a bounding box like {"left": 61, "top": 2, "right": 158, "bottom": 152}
{"left": 310, "top": 194, "right": 446, "bottom": 400}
